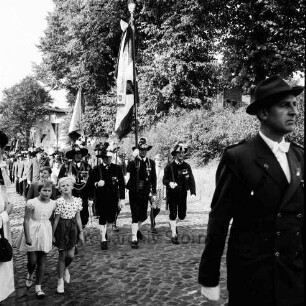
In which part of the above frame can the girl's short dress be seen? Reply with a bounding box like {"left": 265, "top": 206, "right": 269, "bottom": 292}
{"left": 16, "top": 198, "right": 56, "bottom": 253}
{"left": 54, "top": 196, "right": 83, "bottom": 250}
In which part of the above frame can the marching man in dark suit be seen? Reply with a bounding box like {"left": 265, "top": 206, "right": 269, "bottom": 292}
{"left": 163, "top": 142, "right": 196, "bottom": 244}
{"left": 126, "top": 138, "right": 157, "bottom": 249}
{"left": 88, "top": 143, "right": 125, "bottom": 250}
{"left": 198, "top": 76, "right": 304, "bottom": 306}
{"left": 58, "top": 144, "right": 92, "bottom": 228}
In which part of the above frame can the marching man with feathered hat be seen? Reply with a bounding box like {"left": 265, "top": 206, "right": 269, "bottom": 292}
{"left": 163, "top": 142, "right": 196, "bottom": 244}
{"left": 87, "top": 143, "right": 125, "bottom": 250}
{"left": 126, "top": 137, "right": 157, "bottom": 249}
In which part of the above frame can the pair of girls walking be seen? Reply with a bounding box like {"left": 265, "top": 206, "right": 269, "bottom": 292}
{"left": 16, "top": 177, "right": 84, "bottom": 298}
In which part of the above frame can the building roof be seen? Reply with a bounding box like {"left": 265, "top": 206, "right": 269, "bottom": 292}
{"left": 45, "top": 106, "right": 67, "bottom": 114}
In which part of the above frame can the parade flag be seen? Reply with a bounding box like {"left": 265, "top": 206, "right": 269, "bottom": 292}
{"left": 114, "top": 19, "right": 137, "bottom": 139}
{"left": 69, "top": 88, "right": 83, "bottom": 141}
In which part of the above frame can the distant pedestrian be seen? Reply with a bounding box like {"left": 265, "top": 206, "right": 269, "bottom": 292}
{"left": 15, "top": 153, "right": 24, "bottom": 195}
{"left": 163, "top": 142, "right": 196, "bottom": 244}
{"left": 27, "top": 148, "right": 44, "bottom": 184}
{"left": 26, "top": 166, "right": 58, "bottom": 201}
{"left": 126, "top": 137, "right": 157, "bottom": 249}
{"left": 16, "top": 180, "right": 56, "bottom": 299}
{"left": 52, "top": 177, "right": 84, "bottom": 294}
{"left": 198, "top": 76, "right": 304, "bottom": 306}
{"left": 21, "top": 151, "right": 31, "bottom": 199}
{"left": 88, "top": 143, "right": 125, "bottom": 250}
{"left": 50, "top": 155, "right": 62, "bottom": 185}
{"left": 149, "top": 153, "right": 164, "bottom": 234}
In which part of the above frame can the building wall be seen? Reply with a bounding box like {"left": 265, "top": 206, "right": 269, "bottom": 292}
{"left": 31, "top": 108, "right": 67, "bottom": 154}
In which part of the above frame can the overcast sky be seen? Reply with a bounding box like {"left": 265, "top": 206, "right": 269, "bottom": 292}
{"left": 0, "top": 0, "right": 67, "bottom": 107}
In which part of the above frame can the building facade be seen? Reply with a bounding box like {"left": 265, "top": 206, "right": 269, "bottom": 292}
{"left": 30, "top": 107, "right": 68, "bottom": 154}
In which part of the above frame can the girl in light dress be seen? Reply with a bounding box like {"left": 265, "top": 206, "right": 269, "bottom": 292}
{"left": 16, "top": 180, "right": 56, "bottom": 299}
{"left": 52, "top": 176, "right": 84, "bottom": 294}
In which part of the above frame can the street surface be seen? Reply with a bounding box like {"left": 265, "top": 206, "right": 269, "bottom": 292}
{"left": 3, "top": 163, "right": 228, "bottom": 306}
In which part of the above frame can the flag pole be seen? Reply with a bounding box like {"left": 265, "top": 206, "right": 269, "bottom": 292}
{"left": 128, "top": 0, "right": 138, "bottom": 146}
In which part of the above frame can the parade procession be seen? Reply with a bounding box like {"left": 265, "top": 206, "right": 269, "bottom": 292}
{"left": 0, "top": 1, "right": 304, "bottom": 306}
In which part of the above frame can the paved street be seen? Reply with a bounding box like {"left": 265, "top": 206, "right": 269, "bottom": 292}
{"left": 3, "top": 164, "right": 228, "bottom": 306}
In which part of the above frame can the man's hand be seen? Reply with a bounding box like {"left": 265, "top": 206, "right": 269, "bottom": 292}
{"left": 27, "top": 180, "right": 31, "bottom": 185}
{"left": 78, "top": 231, "right": 85, "bottom": 245}
{"left": 169, "top": 182, "right": 177, "bottom": 189}
{"left": 26, "top": 238, "right": 32, "bottom": 246}
{"left": 97, "top": 180, "right": 105, "bottom": 187}
{"left": 201, "top": 285, "right": 220, "bottom": 301}
{"left": 190, "top": 194, "right": 196, "bottom": 200}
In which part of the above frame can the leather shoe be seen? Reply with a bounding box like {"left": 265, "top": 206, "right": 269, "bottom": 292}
{"left": 130, "top": 240, "right": 138, "bottom": 249}
{"left": 137, "top": 230, "right": 143, "bottom": 240}
{"left": 171, "top": 236, "right": 179, "bottom": 244}
{"left": 101, "top": 241, "right": 108, "bottom": 250}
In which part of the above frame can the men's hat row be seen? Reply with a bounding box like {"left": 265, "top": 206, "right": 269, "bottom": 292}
{"left": 94, "top": 142, "right": 116, "bottom": 158}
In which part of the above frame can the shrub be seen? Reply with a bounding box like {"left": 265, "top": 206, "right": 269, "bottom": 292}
{"left": 122, "top": 95, "right": 304, "bottom": 165}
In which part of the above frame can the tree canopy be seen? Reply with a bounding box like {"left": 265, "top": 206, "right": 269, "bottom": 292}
{"left": 35, "top": 0, "right": 305, "bottom": 136}
{"left": 0, "top": 76, "right": 53, "bottom": 149}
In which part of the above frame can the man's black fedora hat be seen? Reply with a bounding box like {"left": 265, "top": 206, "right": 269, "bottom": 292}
{"left": 66, "top": 144, "right": 88, "bottom": 159}
{"left": 246, "top": 76, "right": 304, "bottom": 115}
{"left": 132, "top": 137, "right": 153, "bottom": 151}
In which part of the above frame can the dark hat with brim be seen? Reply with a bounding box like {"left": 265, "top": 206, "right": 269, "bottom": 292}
{"left": 66, "top": 145, "right": 88, "bottom": 159}
{"left": 246, "top": 76, "right": 304, "bottom": 115}
{"left": 99, "top": 149, "right": 114, "bottom": 159}
{"left": 171, "top": 142, "right": 188, "bottom": 156}
{"left": 0, "top": 131, "right": 9, "bottom": 149}
{"left": 96, "top": 142, "right": 114, "bottom": 158}
{"left": 51, "top": 150, "right": 62, "bottom": 157}
{"left": 32, "top": 147, "right": 44, "bottom": 155}
{"left": 132, "top": 137, "right": 153, "bottom": 151}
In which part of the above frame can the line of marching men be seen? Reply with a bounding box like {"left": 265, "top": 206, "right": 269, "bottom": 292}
{"left": 1, "top": 135, "right": 196, "bottom": 298}
{"left": 56, "top": 137, "right": 196, "bottom": 250}
{"left": 4, "top": 138, "right": 196, "bottom": 251}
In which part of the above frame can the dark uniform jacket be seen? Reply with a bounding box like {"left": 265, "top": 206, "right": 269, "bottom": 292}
{"left": 198, "top": 134, "right": 304, "bottom": 306}
{"left": 88, "top": 163, "right": 125, "bottom": 203}
{"left": 163, "top": 161, "right": 196, "bottom": 198}
{"left": 126, "top": 157, "right": 157, "bottom": 194}
{"left": 58, "top": 161, "right": 92, "bottom": 198}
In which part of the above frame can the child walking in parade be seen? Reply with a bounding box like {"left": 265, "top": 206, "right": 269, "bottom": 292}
{"left": 52, "top": 177, "right": 84, "bottom": 294}
{"left": 16, "top": 180, "right": 56, "bottom": 298}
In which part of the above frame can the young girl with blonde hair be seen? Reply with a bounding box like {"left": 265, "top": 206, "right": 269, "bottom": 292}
{"left": 53, "top": 176, "right": 84, "bottom": 294}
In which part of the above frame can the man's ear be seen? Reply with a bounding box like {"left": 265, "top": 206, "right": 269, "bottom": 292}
{"left": 257, "top": 107, "right": 269, "bottom": 121}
